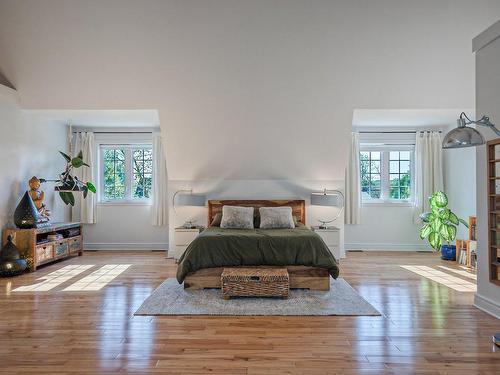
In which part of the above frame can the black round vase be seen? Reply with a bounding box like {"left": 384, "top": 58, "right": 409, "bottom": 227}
{"left": 13, "top": 191, "right": 39, "bottom": 229}
{"left": 0, "top": 235, "right": 27, "bottom": 276}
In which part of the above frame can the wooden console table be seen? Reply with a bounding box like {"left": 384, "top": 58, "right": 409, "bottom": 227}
{"left": 2, "top": 222, "right": 83, "bottom": 271}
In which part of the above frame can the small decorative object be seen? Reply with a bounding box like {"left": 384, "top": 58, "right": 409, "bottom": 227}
{"left": 0, "top": 235, "right": 28, "bottom": 276}
{"left": 419, "top": 191, "right": 468, "bottom": 259}
{"left": 28, "top": 176, "right": 51, "bottom": 224}
{"left": 493, "top": 333, "right": 500, "bottom": 347}
{"left": 40, "top": 150, "right": 96, "bottom": 206}
{"left": 13, "top": 191, "right": 40, "bottom": 229}
{"left": 310, "top": 189, "right": 345, "bottom": 229}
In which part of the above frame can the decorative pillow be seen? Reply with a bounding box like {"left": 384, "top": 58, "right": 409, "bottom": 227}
{"left": 220, "top": 206, "right": 254, "bottom": 229}
{"left": 210, "top": 212, "right": 222, "bottom": 227}
{"left": 259, "top": 206, "right": 295, "bottom": 229}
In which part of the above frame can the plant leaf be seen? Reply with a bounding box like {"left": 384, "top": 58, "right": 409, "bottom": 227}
{"left": 420, "top": 212, "right": 431, "bottom": 223}
{"left": 77, "top": 150, "right": 83, "bottom": 159}
{"left": 67, "top": 192, "right": 75, "bottom": 206}
{"left": 81, "top": 162, "right": 90, "bottom": 168}
{"left": 446, "top": 225, "right": 457, "bottom": 242}
{"left": 71, "top": 157, "right": 84, "bottom": 168}
{"left": 458, "top": 218, "right": 469, "bottom": 228}
{"left": 429, "top": 232, "right": 441, "bottom": 251}
{"left": 59, "top": 151, "right": 71, "bottom": 163}
{"left": 86, "top": 181, "right": 97, "bottom": 193}
{"left": 420, "top": 224, "right": 432, "bottom": 239}
{"left": 83, "top": 187, "right": 88, "bottom": 199}
{"left": 59, "top": 192, "right": 71, "bottom": 205}
{"left": 440, "top": 224, "right": 450, "bottom": 241}
{"left": 433, "top": 191, "right": 448, "bottom": 208}
{"left": 448, "top": 211, "right": 459, "bottom": 225}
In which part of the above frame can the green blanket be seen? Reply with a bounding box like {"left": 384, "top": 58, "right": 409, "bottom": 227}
{"left": 176, "top": 226, "right": 339, "bottom": 283}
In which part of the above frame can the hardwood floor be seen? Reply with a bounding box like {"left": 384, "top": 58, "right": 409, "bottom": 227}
{"left": 0, "top": 251, "right": 498, "bottom": 374}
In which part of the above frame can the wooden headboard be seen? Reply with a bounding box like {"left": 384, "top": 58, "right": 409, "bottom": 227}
{"left": 208, "top": 200, "right": 306, "bottom": 225}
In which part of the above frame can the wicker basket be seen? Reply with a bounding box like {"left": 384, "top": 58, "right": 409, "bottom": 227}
{"left": 221, "top": 267, "right": 289, "bottom": 299}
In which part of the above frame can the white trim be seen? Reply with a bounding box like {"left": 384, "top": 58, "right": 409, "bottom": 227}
{"left": 346, "top": 243, "right": 432, "bottom": 251}
{"left": 84, "top": 242, "right": 168, "bottom": 251}
{"left": 474, "top": 293, "right": 500, "bottom": 319}
{"left": 473, "top": 19, "right": 500, "bottom": 53}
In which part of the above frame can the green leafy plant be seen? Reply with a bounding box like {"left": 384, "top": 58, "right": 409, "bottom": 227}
{"left": 41, "top": 151, "right": 96, "bottom": 206}
{"left": 419, "top": 191, "right": 468, "bottom": 250}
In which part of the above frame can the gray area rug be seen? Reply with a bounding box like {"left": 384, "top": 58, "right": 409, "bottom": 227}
{"left": 135, "top": 278, "right": 380, "bottom": 316}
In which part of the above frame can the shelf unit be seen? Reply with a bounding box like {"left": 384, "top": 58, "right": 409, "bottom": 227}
{"left": 487, "top": 139, "right": 500, "bottom": 285}
{"left": 2, "top": 222, "right": 83, "bottom": 271}
{"left": 456, "top": 216, "right": 477, "bottom": 269}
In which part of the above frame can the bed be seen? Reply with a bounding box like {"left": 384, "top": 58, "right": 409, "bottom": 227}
{"left": 176, "top": 199, "right": 339, "bottom": 291}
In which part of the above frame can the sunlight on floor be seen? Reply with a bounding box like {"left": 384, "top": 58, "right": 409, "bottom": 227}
{"left": 438, "top": 265, "right": 477, "bottom": 280}
{"left": 400, "top": 265, "right": 477, "bottom": 292}
{"left": 63, "top": 264, "right": 131, "bottom": 291}
{"left": 13, "top": 265, "right": 94, "bottom": 292}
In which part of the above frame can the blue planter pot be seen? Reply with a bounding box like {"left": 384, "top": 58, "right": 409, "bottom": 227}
{"left": 441, "top": 244, "right": 456, "bottom": 261}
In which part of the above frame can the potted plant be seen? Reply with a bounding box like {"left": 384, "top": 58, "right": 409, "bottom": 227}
{"left": 41, "top": 151, "right": 96, "bottom": 206}
{"left": 419, "top": 191, "right": 468, "bottom": 260}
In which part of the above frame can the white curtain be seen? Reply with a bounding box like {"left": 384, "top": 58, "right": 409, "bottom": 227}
{"left": 71, "top": 132, "right": 97, "bottom": 224}
{"left": 151, "top": 132, "right": 168, "bottom": 226}
{"left": 345, "top": 132, "right": 361, "bottom": 224}
{"left": 413, "top": 131, "right": 443, "bottom": 222}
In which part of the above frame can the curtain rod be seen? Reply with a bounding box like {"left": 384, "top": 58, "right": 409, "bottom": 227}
{"left": 358, "top": 130, "right": 442, "bottom": 134}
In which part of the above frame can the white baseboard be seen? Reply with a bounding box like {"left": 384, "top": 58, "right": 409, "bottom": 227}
{"left": 474, "top": 293, "right": 500, "bottom": 319}
{"left": 84, "top": 243, "right": 168, "bottom": 251}
{"left": 346, "top": 243, "right": 432, "bottom": 251}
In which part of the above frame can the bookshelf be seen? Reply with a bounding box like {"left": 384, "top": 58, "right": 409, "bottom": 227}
{"left": 487, "top": 139, "right": 500, "bottom": 285}
{"left": 456, "top": 216, "right": 477, "bottom": 270}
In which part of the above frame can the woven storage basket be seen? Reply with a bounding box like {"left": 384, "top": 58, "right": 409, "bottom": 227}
{"left": 221, "top": 267, "right": 289, "bottom": 299}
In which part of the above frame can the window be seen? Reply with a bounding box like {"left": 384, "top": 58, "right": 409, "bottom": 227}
{"left": 360, "top": 146, "right": 413, "bottom": 203}
{"left": 100, "top": 145, "right": 153, "bottom": 203}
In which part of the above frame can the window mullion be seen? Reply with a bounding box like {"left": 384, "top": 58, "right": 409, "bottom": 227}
{"left": 381, "top": 151, "right": 388, "bottom": 200}
{"left": 126, "top": 149, "right": 133, "bottom": 201}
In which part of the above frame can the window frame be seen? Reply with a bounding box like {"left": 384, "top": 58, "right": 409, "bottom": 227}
{"left": 98, "top": 143, "right": 153, "bottom": 205}
{"left": 359, "top": 144, "right": 415, "bottom": 206}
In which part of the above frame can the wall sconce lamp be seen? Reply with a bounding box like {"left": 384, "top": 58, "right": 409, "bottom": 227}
{"left": 442, "top": 112, "right": 500, "bottom": 149}
{"left": 310, "top": 189, "right": 345, "bottom": 229}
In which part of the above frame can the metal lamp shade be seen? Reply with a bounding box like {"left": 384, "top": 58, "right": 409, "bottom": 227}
{"left": 442, "top": 126, "right": 485, "bottom": 149}
{"left": 176, "top": 194, "right": 206, "bottom": 207}
{"left": 311, "top": 193, "right": 341, "bottom": 207}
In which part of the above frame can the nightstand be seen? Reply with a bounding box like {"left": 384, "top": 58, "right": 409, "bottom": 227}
{"left": 312, "top": 226, "right": 340, "bottom": 260}
{"left": 172, "top": 227, "right": 204, "bottom": 261}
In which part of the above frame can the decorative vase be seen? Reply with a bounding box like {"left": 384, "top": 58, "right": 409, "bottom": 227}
{"left": 441, "top": 244, "right": 456, "bottom": 261}
{"left": 13, "top": 191, "right": 39, "bottom": 229}
{"left": 0, "top": 235, "right": 27, "bottom": 276}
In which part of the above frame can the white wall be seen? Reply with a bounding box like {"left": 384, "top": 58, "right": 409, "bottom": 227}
{"left": 168, "top": 179, "right": 345, "bottom": 257}
{"left": 77, "top": 131, "right": 169, "bottom": 250}
{"left": 0, "top": 85, "right": 69, "bottom": 232}
{"left": 442, "top": 128, "right": 477, "bottom": 239}
{"left": 83, "top": 205, "right": 168, "bottom": 250}
{"left": 473, "top": 21, "right": 500, "bottom": 318}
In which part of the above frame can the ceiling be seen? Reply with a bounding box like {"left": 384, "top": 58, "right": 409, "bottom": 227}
{"left": 1, "top": 1, "right": 500, "bottom": 180}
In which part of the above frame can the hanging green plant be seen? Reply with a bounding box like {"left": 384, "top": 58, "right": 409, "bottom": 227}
{"left": 40, "top": 151, "right": 96, "bottom": 206}
{"left": 419, "top": 191, "right": 468, "bottom": 250}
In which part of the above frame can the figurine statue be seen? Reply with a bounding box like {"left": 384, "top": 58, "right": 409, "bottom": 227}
{"left": 28, "top": 176, "right": 50, "bottom": 222}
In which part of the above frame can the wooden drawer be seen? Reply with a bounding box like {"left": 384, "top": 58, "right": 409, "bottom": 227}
{"left": 36, "top": 244, "right": 54, "bottom": 264}
{"left": 54, "top": 241, "right": 69, "bottom": 258}
{"left": 68, "top": 236, "right": 82, "bottom": 253}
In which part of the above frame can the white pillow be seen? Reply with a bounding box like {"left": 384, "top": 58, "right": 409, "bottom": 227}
{"left": 259, "top": 206, "right": 295, "bottom": 229}
{"left": 220, "top": 206, "right": 254, "bottom": 229}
